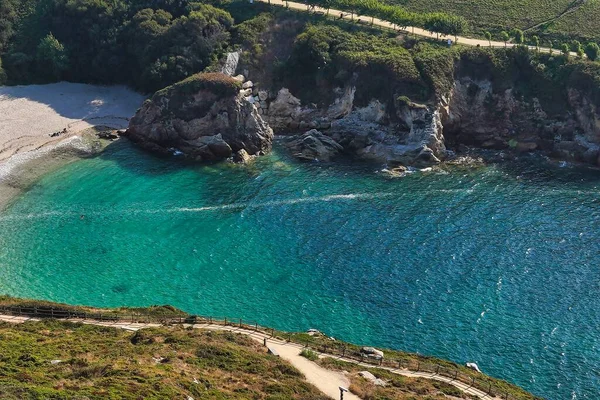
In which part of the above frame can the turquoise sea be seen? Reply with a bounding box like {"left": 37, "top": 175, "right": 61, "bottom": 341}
{"left": 1, "top": 141, "right": 599, "bottom": 399}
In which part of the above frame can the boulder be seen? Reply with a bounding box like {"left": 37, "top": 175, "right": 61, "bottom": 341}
{"left": 127, "top": 73, "right": 273, "bottom": 162}
{"left": 285, "top": 129, "right": 343, "bottom": 161}
{"left": 358, "top": 371, "right": 386, "bottom": 386}
{"left": 466, "top": 362, "right": 481, "bottom": 373}
{"left": 360, "top": 347, "right": 384, "bottom": 360}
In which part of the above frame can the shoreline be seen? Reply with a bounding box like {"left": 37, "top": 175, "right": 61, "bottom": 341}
{"left": 0, "top": 129, "right": 120, "bottom": 211}
{"left": 0, "top": 82, "right": 145, "bottom": 210}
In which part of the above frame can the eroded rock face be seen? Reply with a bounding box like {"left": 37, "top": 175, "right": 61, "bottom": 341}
{"left": 127, "top": 73, "right": 273, "bottom": 162}
{"left": 441, "top": 77, "right": 600, "bottom": 165}
{"left": 284, "top": 129, "right": 343, "bottom": 161}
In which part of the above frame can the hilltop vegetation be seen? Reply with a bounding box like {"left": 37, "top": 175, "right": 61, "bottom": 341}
{"left": 0, "top": 320, "right": 329, "bottom": 399}
{"left": 1, "top": 0, "right": 600, "bottom": 91}
{"left": 0, "top": 0, "right": 234, "bottom": 91}
{"left": 0, "top": 295, "right": 542, "bottom": 399}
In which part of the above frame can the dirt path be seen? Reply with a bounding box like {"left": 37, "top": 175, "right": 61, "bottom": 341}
{"left": 0, "top": 314, "right": 502, "bottom": 400}
{"left": 258, "top": 0, "right": 579, "bottom": 57}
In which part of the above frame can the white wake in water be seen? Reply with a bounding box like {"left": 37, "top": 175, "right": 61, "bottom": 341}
{"left": 0, "top": 192, "right": 396, "bottom": 222}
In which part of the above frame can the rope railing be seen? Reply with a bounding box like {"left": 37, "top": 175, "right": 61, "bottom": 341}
{"left": 0, "top": 305, "right": 527, "bottom": 400}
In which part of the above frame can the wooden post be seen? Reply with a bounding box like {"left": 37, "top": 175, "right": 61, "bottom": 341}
{"left": 239, "top": 318, "right": 242, "bottom": 328}
{"left": 224, "top": 317, "right": 227, "bottom": 326}
{"left": 436, "top": 365, "right": 440, "bottom": 374}
{"left": 417, "top": 362, "right": 420, "bottom": 371}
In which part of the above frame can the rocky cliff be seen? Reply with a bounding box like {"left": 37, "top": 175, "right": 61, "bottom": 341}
{"left": 127, "top": 72, "right": 273, "bottom": 162}
{"left": 440, "top": 77, "right": 600, "bottom": 165}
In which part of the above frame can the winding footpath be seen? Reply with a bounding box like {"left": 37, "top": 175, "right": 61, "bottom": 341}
{"left": 257, "top": 0, "right": 578, "bottom": 57}
{"left": 0, "top": 314, "right": 501, "bottom": 400}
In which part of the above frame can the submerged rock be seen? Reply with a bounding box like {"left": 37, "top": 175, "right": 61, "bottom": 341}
{"left": 285, "top": 129, "right": 343, "bottom": 161}
{"left": 127, "top": 72, "right": 273, "bottom": 162}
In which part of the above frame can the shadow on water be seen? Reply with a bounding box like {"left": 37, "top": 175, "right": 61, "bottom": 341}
{"left": 492, "top": 154, "right": 600, "bottom": 187}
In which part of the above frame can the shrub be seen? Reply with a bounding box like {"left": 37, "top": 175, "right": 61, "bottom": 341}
{"left": 300, "top": 349, "right": 319, "bottom": 361}
{"left": 585, "top": 43, "right": 599, "bottom": 61}
{"left": 156, "top": 72, "right": 242, "bottom": 98}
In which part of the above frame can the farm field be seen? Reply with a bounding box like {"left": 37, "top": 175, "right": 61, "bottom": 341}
{"left": 391, "top": 0, "right": 592, "bottom": 40}
{"left": 548, "top": 0, "right": 600, "bottom": 41}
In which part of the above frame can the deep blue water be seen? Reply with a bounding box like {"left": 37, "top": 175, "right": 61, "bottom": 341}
{"left": 1, "top": 141, "right": 599, "bottom": 399}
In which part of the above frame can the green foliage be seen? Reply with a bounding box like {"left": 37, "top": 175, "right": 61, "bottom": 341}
{"left": 561, "top": 43, "right": 570, "bottom": 58}
{"left": 513, "top": 29, "right": 524, "bottom": 45}
{"left": 484, "top": 31, "right": 491, "bottom": 46}
{"left": 0, "top": 321, "right": 328, "bottom": 399}
{"left": 35, "top": 32, "right": 68, "bottom": 81}
{"left": 156, "top": 71, "right": 241, "bottom": 97}
{"left": 1, "top": 0, "right": 233, "bottom": 91}
{"left": 300, "top": 348, "right": 319, "bottom": 361}
{"left": 0, "top": 56, "right": 6, "bottom": 84}
{"left": 232, "top": 12, "right": 273, "bottom": 49}
{"left": 585, "top": 42, "right": 599, "bottom": 61}
{"left": 285, "top": 24, "right": 426, "bottom": 104}
{"left": 500, "top": 31, "right": 509, "bottom": 46}
{"left": 571, "top": 40, "right": 582, "bottom": 52}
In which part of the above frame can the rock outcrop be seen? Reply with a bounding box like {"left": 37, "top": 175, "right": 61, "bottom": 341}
{"left": 127, "top": 73, "right": 273, "bottom": 162}
{"left": 441, "top": 77, "right": 600, "bottom": 165}
{"left": 284, "top": 129, "right": 343, "bottom": 161}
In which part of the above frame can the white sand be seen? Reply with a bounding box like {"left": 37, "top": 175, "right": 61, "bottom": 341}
{"left": 0, "top": 82, "right": 144, "bottom": 165}
{"left": 0, "top": 82, "right": 145, "bottom": 209}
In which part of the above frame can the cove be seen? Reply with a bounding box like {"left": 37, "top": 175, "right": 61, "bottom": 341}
{"left": 1, "top": 140, "right": 599, "bottom": 399}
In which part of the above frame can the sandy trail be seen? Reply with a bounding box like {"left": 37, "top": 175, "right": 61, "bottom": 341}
{"left": 0, "top": 82, "right": 144, "bottom": 164}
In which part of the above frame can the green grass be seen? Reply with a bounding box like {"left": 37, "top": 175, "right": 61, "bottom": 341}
{"left": 299, "top": 349, "right": 319, "bottom": 361}
{"left": 319, "top": 358, "right": 478, "bottom": 399}
{"left": 546, "top": 0, "right": 600, "bottom": 42}
{"left": 0, "top": 296, "right": 542, "bottom": 399}
{"left": 0, "top": 320, "right": 328, "bottom": 400}
{"left": 386, "top": 0, "right": 595, "bottom": 42}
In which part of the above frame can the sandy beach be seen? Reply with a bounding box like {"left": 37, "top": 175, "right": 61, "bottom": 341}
{"left": 0, "top": 82, "right": 145, "bottom": 208}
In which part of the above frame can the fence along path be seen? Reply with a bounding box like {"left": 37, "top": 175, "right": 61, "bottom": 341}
{"left": 0, "top": 306, "right": 510, "bottom": 399}
{"left": 255, "top": 0, "right": 579, "bottom": 57}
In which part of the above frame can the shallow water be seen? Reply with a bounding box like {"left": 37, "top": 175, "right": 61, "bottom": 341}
{"left": 1, "top": 141, "right": 599, "bottom": 399}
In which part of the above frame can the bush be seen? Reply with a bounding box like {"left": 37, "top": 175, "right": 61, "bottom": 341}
{"left": 300, "top": 349, "right": 319, "bottom": 361}
{"left": 156, "top": 72, "right": 242, "bottom": 98}
{"left": 585, "top": 43, "right": 599, "bottom": 61}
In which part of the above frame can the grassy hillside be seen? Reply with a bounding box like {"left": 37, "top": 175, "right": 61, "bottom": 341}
{"left": 0, "top": 321, "right": 328, "bottom": 399}
{"left": 388, "top": 0, "right": 593, "bottom": 43}
{"left": 547, "top": 0, "right": 600, "bottom": 41}
{"left": 0, "top": 297, "right": 542, "bottom": 399}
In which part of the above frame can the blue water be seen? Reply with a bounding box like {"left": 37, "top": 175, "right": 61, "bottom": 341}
{"left": 1, "top": 141, "right": 599, "bottom": 399}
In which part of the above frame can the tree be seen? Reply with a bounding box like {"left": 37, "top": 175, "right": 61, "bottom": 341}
{"left": 322, "top": 0, "right": 332, "bottom": 16}
{"left": 584, "top": 42, "right": 599, "bottom": 61}
{"left": 532, "top": 35, "right": 539, "bottom": 52}
{"left": 513, "top": 29, "right": 524, "bottom": 45}
{"left": 36, "top": 33, "right": 68, "bottom": 81}
{"left": 500, "top": 31, "right": 509, "bottom": 47}
{"left": 571, "top": 40, "right": 582, "bottom": 52}
{"left": 577, "top": 47, "right": 584, "bottom": 59}
{"left": 484, "top": 31, "right": 492, "bottom": 47}
{"left": 561, "top": 43, "right": 570, "bottom": 59}
{"left": 548, "top": 40, "right": 553, "bottom": 54}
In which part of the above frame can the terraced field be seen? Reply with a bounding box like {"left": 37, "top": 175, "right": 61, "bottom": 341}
{"left": 547, "top": 0, "right": 600, "bottom": 41}
{"left": 391, "top": 0, "right": 592, "bottom": 40}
